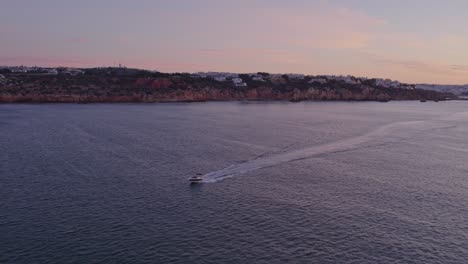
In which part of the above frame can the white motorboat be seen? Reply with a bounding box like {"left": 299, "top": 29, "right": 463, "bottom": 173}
{"left": 189, "top": 174, "right": 203, "bottom": 184}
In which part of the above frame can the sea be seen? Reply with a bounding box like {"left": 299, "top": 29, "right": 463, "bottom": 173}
{"left": 1, "top": 101, "right": 467, "bottom": 264}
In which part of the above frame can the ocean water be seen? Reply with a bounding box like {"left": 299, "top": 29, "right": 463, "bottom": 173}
{"left": 1, "top": 101, "right": 467, "bottom": 264}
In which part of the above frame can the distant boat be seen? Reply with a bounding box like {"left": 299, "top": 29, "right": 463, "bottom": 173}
{"left": 189, "top": 174, "right": 203, "bottom": 184}
{"left": 420, "top": 100, "right": 427, "bottom": 102}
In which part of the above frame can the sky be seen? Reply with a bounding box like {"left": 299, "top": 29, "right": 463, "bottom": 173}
{"left": 1, "top": 0, "right": 468, "bottom": 84}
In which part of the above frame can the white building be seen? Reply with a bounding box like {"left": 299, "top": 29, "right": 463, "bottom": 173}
{"left": 232, "top": 77, "right": 243, "bottom": 84}
{"left": 214, "top": 76, "right": 226, "bottom": 82}
{"left": 62, "top": 68, "right": 84, "bottom": 76}
{"left": 11, "top": 67, "right": 27, "bottom": 73}
{"left": 194, "top": 72, "right": 240, "bottom": 79}
{"left": 376, "top": 78, "right": 401, "bottom": 88}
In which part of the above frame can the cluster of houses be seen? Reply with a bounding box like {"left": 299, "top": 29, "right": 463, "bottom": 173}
{"left": 375, "top": 78, "right": 404, "bottom": 88}
{"left": 192, "top": 72, "right": 248, "bottom": 87}
{"left": 191, "top": 72, "right": 307, "bottom": 87}
{"left": 190, "top": 72, "right": 414, "bottom": 90}
{"left": 310, "top": 75, "right": 414, "bottom": 89}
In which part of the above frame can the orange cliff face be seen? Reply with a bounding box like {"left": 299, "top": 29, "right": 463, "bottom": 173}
{"left": 135, "top": 78, "right": 172, "bottom": 89}
{"left": 0, "top": 87, "right": 449, "bottom": 103}
{"left": 0, "top": 71, "right": 455, "bottom": 103}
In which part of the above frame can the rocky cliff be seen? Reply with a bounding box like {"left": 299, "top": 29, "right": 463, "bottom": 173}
{"left": 0, "top": 69, "right": 455, "bottom": 103}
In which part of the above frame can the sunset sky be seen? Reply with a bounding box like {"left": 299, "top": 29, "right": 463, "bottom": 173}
{"left": 2, "top": 0, "right": 468, "bottom": 84}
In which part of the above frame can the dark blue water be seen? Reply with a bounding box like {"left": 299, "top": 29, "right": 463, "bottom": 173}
{"left": 1, "top": 102, "right": 467, "bottom": 264}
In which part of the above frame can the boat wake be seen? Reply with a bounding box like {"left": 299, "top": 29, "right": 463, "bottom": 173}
{"left": 202, "top": 119, "right": 454, "bottom": 183}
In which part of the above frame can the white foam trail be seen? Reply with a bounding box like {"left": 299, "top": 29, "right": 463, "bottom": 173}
{"left": 202, "top": 120, "right": 451, "bottom": 183}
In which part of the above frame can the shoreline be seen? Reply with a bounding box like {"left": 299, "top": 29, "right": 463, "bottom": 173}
{"left": 0, "top": 98, "right": 457, "bottom": 105}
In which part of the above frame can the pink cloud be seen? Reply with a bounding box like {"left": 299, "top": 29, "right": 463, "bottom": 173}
{"left": 291, "top": 31, "right": 371, "bottom": 50}
{"left": 259, "top": 4, "right": 384, "bottom": 50}
{"left": 197, "top": 48, "right": 302, "bottom": 63}
{"left": 354, "top": 51, "right": 468, "bottom": 84}
{"left": 449, "top": 65, "right": 468, "bottom": 71}
{"left": 359, "top": 51, "right": 449, "bottom": 74}
{"left": 66, "top": 37, "right": 89, "bottom": 44}
{"left": 0, "top": 24, "right": 16, "bottom": 34}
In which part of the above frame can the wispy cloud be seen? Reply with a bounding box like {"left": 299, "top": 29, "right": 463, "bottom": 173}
{"left": 197, "top": 48, "right": 303, "bottom": 64}
{"left": 353, "top": 51, "right": 468, "bottom": 84}
{"left": 360, "top": 51, "right": 451, "bottom": 74}
{"left": 249, "top": 4, "right": 385, "bottom": 50}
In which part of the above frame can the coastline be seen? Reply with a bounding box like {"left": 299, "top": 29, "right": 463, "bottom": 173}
{"left": 0, "top": 68, "right": 456, "bottom": 104}
{"left": 0, "top": 97, "right": 454, "bottom": 104}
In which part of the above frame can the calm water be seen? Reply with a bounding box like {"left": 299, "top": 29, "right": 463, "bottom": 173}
{"left": 1, "top": 102, "right": 467, "bottom": 264}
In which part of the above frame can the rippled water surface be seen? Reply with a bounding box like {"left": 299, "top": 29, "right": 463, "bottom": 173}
{"left": 1, "top": 102, "right": 467, "bottom": 263}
